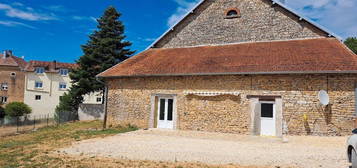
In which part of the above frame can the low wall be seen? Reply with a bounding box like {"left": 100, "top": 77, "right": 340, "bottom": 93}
{"left": 78, "top": 104, "right": 104, "bottom": 121}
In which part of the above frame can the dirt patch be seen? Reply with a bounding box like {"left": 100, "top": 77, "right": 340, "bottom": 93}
{"left": 0, "top": 121, "right": 264, "bottom": 168}
{"left": 61, "top": 129, "right": 349, "bottom": 168}
{"left": 50, "top": 153, "right": 266, "bottom": 168}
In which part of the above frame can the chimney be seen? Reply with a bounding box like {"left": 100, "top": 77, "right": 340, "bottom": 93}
{"left": 3, "top": 50, "right": 13, "bottom": 58}
{"left": 53, "top": 60, "right": 57, "bottom": 70}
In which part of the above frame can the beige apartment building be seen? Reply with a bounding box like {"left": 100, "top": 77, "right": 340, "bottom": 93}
{"left": 24, "top": 60, "right": 103, "bottom": 117}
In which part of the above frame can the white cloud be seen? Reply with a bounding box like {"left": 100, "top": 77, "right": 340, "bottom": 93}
{"left": 0, "top": 2, "right": 57, "bottom": 21}
{"left": 286, "top": 0, "right": 357, "bottom": 38}
{"left": 167, "top": 0, "right": 200, "bottom": 27}
{"left": 90, "top": 17, "right": 97, "bottom": 23}
{"left": 0, "top": 20, "right": 36, "bottom": 29}
{"left": 72, "top": 15, "right": 97, "bottom": 23}
{"left": 144, "top": 38, "right": 156, "bottom": 42}
{"left": 138, "top": 37, "right": 156, "bottom": 42}
{"left": 12, "top": 2, "right": 24, "bottom": 7}
{"left": 45, "top": 5, "right": 67, "bottom": 12}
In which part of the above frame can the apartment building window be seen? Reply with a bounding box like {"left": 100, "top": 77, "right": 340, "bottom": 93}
{"left": 0, "top": 96, "right": 7, "bottom": 104}
{"left": 35, "top": 67, "right": 45, "bottom": 74}
{"left": 96, "top": 97, "right": 102, "bottom": 103}
{"left": 35, "top": 95, "right": 41, "bottom": 100}
{"left": 35, "top": 81, "right": 43, "bottom": 89}
{"left": 1, "top": 83, "right": 8, "bottom": 90}
{"left": 59, "top": 69, "right": 68, "bottom": 76}
{"left": 59, "top": 82, "right": 67, "bottom": 90}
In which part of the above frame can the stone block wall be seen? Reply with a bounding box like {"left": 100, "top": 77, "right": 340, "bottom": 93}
{"left": 154, "top": 0, "right": 327, "bottom": 48}
{"left": 106, "top": 74, "right": 357, "bottom": 136}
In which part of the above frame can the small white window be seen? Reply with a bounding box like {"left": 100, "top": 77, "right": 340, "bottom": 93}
{"left": 59, "top": 69, "right": 68, "bottom": 76}
{"left": 96, "top": 97, "right": 102, "bottom": 103}
{"left": 35, "top": 67, "right": 45, "bottom": 74}
{"left": 1, "top": 83, "right": 8, "bottom": 90}
{"left": 0, "top": 96, "right": 7, "bottom": 104}
{"left": 35, "top": 81, "right": 43, "bottom": 89}
{"left": 59, "top": 83, "right": 67, "bottom": 90}
{"left": 35, "top": 95, "right": 41, "bottom": 100}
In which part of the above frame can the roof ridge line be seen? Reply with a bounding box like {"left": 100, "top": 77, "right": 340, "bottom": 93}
{"left": 28, "top": 60, "right": 76, "bottom": 64}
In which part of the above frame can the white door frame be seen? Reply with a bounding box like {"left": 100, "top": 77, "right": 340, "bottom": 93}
{"left": 260, "top": 101, "right": 276, "bottom": 136}
{"left": 156, "top": 95, "right": 176, "bottom": 129}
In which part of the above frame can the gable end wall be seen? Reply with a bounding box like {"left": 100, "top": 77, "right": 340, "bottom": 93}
{"left": 155, "top": 0, "right": 328, "bottom": 48}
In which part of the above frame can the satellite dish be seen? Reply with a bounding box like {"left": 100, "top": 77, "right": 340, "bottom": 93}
{"left": 318, "top": 90, "right": 329, "bottom": 106}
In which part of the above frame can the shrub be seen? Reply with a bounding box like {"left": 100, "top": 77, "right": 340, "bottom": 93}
{"left": 0, "top": 106, "right": 5, "bottom": 119}
{"left": 4, "top": 102, "right": 32, "bottom": 117}
{"left": 55, "top": 93, "right": 78, "bottom": 123}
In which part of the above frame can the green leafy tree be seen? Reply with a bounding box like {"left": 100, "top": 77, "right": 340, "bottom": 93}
{"left": 68, "top": 6, "right": 134, "bottom": 111}
{"left": 344, "top": 37, "right": 357, "bottom": 54}
{"left": 4, "top": 102, "right": 31, "bottom": 117}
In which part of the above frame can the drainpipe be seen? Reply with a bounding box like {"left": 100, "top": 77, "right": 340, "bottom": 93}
{"left": 96, "top": 77, "right": 108, "bottom": 130}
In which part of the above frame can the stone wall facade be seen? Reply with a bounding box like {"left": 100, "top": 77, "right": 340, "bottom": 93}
{"left": 106, "top": 74, "right": 357, "bottom": 136}
{"left": 154, "top": 0, "right": 327, "bottom": 48}
{"left": 0, "top": 66, "right": 25, "bottom": 107}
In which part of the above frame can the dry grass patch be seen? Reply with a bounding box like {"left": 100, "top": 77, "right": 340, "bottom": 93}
{"left": 0, "top": 121, "right": 265, "bottom": 168}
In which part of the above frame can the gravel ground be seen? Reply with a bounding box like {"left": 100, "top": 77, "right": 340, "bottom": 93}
{"left": 60, "top": 129, "right": 350, "bottom": 168}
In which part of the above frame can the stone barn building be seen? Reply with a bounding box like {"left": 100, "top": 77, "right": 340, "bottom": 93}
{"left": 98, "top": 0, "right": 357, "bottom": 136}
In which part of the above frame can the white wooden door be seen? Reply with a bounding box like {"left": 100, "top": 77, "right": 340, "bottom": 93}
{"left": 260, "top": 102, "right": 276, "bottom": 136}
{"left": 157, "top": 98, "right": 174, "bottom": 129}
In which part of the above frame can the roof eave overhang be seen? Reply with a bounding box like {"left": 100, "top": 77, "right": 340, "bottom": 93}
{"left": 98, "top": 70, "right": 357, "bottom": 79}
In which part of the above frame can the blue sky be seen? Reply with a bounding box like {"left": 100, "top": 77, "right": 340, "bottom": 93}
{"left": 0, "top": 0, "right": 356, "bottom": 63}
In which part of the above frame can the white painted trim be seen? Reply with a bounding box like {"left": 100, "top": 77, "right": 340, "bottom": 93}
{"left": 184, "top": 91, "right": 240, "bottom": 96}
{"left": 153, "top": 94, "right": 177, "bottom": 130}
{"left": 260, "top": 101, "right": 276, "bottom": 136}
{"left": 149, "top": 95, "right": 156, "bottom": 128}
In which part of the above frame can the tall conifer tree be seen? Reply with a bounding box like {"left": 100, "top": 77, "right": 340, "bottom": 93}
{"left": 57, "top": 6, "right": 134, "bottom": 113}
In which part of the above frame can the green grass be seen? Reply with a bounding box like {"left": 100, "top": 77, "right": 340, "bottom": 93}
{"left": 0, "top": 121, "right": 138, "bottom": 168}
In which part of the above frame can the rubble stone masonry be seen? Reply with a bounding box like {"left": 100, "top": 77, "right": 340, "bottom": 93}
{"left": 155, "top": 0, "right": 327, "bottom": 48}
{"left": 106, "top": 74, "right": 357, "bottom": 136}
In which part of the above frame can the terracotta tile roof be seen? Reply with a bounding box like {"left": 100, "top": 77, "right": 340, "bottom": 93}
{"left": 0, "top": 54, "right": 27, "bottom": 69}
{"left": 98, "top": 38, "right": 357, "bottom": 77}
{"left": 25, "top": 60, "right": 78, "bottom": 72}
